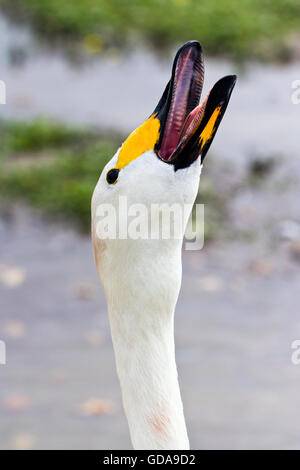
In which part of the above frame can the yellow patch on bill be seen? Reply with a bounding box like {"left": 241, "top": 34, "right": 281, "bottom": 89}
{"left": 199, "top": 106, "right": 221, "bottom": 150}
{"left": 116, "top": 114, "right": 160, "bottom": 170}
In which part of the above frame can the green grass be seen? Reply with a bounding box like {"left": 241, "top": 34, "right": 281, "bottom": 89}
{"left": 1, "top": 0, "right": 300, "bottom": 61}
{"left": 0, "top": 119, "right": 118, "bottom": 230}
{"left": 0, "top": 119, "right": 94, "bottom": 152}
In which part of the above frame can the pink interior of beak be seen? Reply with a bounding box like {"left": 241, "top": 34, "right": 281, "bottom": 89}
{"left": 179, "top": 95, "right": 208, "bottom": 144}
{"left": 159, "top": 45, "right": 204, "bottom": 161}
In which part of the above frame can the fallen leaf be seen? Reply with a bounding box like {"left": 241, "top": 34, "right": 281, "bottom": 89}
{"left": 0, "top": 265, "right": 26, "bottom": 288}
{"left": 13, "top": 95, "right": 32, "bottom": 109}
{"left": 86, "top": 331, "right": 103, "bottom": 346}
{"left": 74, "top": 282, "right": 97, "bottom": 300}
{"left": 11, "top": 433, "right": 35, "bottom": 450}
{"left": 4, "top": 320, "right": 25, "bottom": 339}
{"left": 51, "top": 369, "right": 67, "bottom": 383}
{"left": 78, "top": 398, "right": 116, "bottom": 416}
{"left": 199, "top": 275, "right": 223, "bottom": 292}
{"left": 248, "top": 259, "right": 273, "bottom": 276}
{"left": 4, "top": 394, "right": 30, "bottom": 411}
{"left": 289, "top": 239, "right": 300, "bottom": 262}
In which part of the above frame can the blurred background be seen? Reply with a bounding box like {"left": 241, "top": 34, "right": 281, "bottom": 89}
{"left": 0, "top": 0, "right": 300, "bottom": 450}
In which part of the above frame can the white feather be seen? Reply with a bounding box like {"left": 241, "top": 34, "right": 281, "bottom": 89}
{"left": 92, "top": 150, "right": 201, "bottom": 449}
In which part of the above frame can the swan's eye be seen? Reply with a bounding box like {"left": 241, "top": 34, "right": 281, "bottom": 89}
{"left": 106, "top": 168, "right": 119, "bottom": 184}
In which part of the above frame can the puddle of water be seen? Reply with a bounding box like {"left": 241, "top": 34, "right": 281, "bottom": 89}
{"left": 0, "top": 13, "right": 299, "bottom": 167}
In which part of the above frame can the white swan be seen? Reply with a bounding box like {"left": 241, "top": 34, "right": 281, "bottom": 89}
{"left": 92, "top": 41, "right": 236, "bottom": 450}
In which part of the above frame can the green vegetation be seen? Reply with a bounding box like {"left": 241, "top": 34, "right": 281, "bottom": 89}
{"left": 0, "top": 119, "right": 119, "bottom": 230}
{"left": 0, "top": 119, "right": 94, "bottom": 152}
{"left": 1, "top": 0, "right": 300, "bottom": 61}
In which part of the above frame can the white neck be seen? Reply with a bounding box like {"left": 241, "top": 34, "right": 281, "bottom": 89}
{"left": 98, "top": 238, "right": 189, "bottom": 449}
{"left": 91, "top": 154, "right": 202, "bottom": 449}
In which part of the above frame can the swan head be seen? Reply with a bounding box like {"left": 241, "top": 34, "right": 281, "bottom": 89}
{"left": 92, "top": 41, "right": 236, "bottom": 242}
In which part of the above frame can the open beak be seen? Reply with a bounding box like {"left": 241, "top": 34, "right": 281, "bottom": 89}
{"left": 154, "top": 41, "right": 236, "bottom": 170}
{"left": 112, "top": 40, "right": 236, "bottom": 179}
